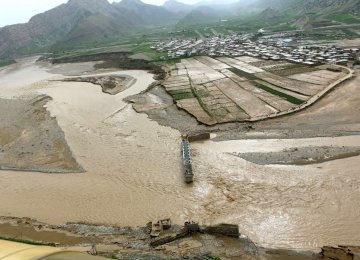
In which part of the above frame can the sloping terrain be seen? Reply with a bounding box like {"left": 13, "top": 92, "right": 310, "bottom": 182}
{"left": 236, "top": 0, "right": 360, "bottom": 25}
{"left": 0, "top": 0, "right": 176, "bottom": 57}
{"left": 177, "top": 6, "right": 220, "bottom": 27}
{"left": 163, "top": 0, "right": 194, "bottom": 13}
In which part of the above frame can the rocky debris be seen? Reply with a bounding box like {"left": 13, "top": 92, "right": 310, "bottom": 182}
{"left": 202, "top": 224, "right": 239, "bottom": 238}
{"left": 321, "top": 246, "right": 360, "bottom": 260}
{"left": 150, "top": 222, "right": 239, "bottom": 247}
{"left": 187, "top": 133, "right": 211, "bottom": 142}
{"left": 150, "top": 219, "right": 171, "bottom": 238}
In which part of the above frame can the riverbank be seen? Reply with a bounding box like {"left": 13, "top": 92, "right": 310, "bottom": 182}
{"left": 61, "top": 75, "right": 136, "bottom": 95}
{"left": 1, "top": 216, "right": 359, "bottom": 259}
{"left": 0, "top": 216, "right": 325, "bottom": 259}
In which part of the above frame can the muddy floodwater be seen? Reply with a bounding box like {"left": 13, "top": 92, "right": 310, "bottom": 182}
{"left": 0, "top": 57, "right": 360, "bottom": 250}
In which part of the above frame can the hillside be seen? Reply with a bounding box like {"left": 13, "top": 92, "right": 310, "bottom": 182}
{"left": 177, "top": 7, "right": 220, "bottom": 27}
{"left": 237, "top": 0, "right": 360, "bottom": 17}
{"left": 114, "top": 0, "right": 176, "bottom": 26}
{"left": 0, "top": 0, "right": 96, "bottom": 56}
{"left": 0, "top": 0, "right": 176, "bottom": 57}
{"left": 163, "top": 0, "right": 193, "bottom": 13}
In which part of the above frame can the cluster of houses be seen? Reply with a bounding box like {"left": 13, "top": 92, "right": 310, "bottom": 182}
{"left": 152, "top": 33, "right": 359, "bottom": 66}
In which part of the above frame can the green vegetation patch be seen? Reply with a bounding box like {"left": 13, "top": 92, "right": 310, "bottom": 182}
{"left": 191, "top": 87, "right": 213, "bottom": 117}
{"left": 171, "top": 92, "right": 195, "bottom": 101}
{"left": 0, "top": 58, "right": 16, "bottom": 67}
{"left": 168, "top": 89, "right": 192, "bottom": 95}
{"left": 169, "top": 89, "right": 195, "bottom": 100}
{"left": 132, "top": 43, "right": 167, "bottom": 61}
{"left": 328, "top": 14, "right": 360, "bottom": 24}
{"left": 254, "top": 82, "right": 303, "bottom": 105}
{"left": 229, "top": 68, "right": 258, "bottom": 80}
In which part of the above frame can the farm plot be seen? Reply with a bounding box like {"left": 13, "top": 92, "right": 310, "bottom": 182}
{"left": 174, "top": 63, "right": 188, "bottom": 76}
{"left": 288, "top": 70, "right": 344, "bottom": 85}
{"left": 217, "top": 57, "right": 264, "bottom": 74}
{"left": 248, "top": 60, "right": 287, "bottom": 69}
{"left": 177, "top": 98, "right": 217, "bottom": 125}
{"left": 220, "top": 69, "right": 247, "bottom": 83}
{"left": 213, "top": 78, "right": 276, "bottom": 118}
{"left": 195, "top": 56, "right": 231, "bottom": 70}
{"left": 255, "top": 72, "right": 323, "bottom": 96}
{"left": 160, "top": 56, "right": 348, "bottom": 125}
{"left": 163, "top": 74, "right": 193, "bottom": 100}
{"left": 163, "top": 75, "right": 191, "bottom": 91}
{"left": 266, "top": 64, "right": 319, "bottom": 76}
{"left": 201, "top": 81, "right": 250, "bottom": 123}
{"left": 182, "top": 58, "right": 225, "bottom": 84}
{"left": 236, "top": 56, "right": 261, "bottom": 63}
{"left": 235, "top": 80, "right": 295, "bottom": 111}
{"left": 254, "top": 80, "right": 309, "bottom": 103}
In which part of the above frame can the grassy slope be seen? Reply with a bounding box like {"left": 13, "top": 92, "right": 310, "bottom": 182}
{"left": 0, "top": 59, "right": 16, "bottom": 67}
{"left": 132, "top": 43, "right": 167, "bottom": 60}
{"left": 327, "top": 13, "right": 360, "bottom": 24}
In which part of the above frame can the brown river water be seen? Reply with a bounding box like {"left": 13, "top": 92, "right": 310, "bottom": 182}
{"left": 0, "top": 57, "right": 360, "bottom": 250}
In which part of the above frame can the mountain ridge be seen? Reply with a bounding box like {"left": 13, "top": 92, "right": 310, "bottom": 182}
{"left": 0, "top": 0, "right": 177, "bottom": 57}
{"left": 0, "top": 0, "right": 358, "bottom": 57}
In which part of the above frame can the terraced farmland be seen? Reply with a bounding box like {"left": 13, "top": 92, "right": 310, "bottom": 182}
{"left": 162, "top": 56, "right": 351, "bottom": 125}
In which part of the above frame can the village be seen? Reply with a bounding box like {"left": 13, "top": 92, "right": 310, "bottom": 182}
{"left": 153, "top": 31, "right": 360, "bottom": 66}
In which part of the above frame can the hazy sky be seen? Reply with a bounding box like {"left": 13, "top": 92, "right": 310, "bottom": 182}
{"left": 0, "top": 0, "right": 205, "bottom": 27}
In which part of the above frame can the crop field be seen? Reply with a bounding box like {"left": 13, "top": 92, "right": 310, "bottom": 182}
{"left": 162, "top": 56, "right": 348, "bottom": 125}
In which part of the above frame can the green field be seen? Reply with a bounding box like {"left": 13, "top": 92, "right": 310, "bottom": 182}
{"left": 0, "top": 59, "right": 16, "bottom": 67}
{"left": 328, "top": 14, "right": 360, "bottom": 24}
{"left": 132, "top": 43, "right": 168, "bottom": 61}
{"left": 254, "top": 82, "right": 303, "bottom": 105}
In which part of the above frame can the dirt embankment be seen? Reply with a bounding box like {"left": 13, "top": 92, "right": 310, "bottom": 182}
{"left": 62, "top": 75, "right": 136, "bottom": 95}
{"left": 50, "top": 51, "right": 166, "bottom": 80}
{"left": 0, "top": 96, "right": 83, "bottom": 173}
{"left": 231, "top": 146, "right": 360, "bottom": 165}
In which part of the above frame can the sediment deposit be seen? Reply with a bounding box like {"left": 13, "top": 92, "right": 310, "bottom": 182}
{"left": 62, "top": 75, "right": 136, "bottom": 95}
{"left": 0, "top": 95, "right": 82, "bottom": 173}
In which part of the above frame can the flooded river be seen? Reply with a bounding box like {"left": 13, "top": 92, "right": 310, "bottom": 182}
{"left": 0, "top": 57, "right": 359, "bottom": 250}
